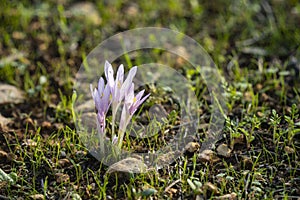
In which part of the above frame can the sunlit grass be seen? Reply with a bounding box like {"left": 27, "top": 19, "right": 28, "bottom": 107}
{"left": 0, "top": 0, "right": 299, "bottom": 199}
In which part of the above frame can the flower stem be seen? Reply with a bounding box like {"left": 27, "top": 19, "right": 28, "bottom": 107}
{"left": 111, "top": 103, "right": 120, "bottom": 141}
{"left": 97, "top": 121, "right": 105, "bottom": 155}
{"left": 118, "top": 117, "right": 131, "bottom": 149}
{"left": 111, "top": 113, "right": 116, "bottom": 140}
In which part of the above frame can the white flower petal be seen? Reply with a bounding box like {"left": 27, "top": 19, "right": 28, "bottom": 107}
{"left": 105, "top": 61, "right": 115, "bottom": 88}
{"left": 98, "top": 77, "right": 105, "bottom": 94}
{"left": 116, "top": 64, "right": 124, "bottom": 86}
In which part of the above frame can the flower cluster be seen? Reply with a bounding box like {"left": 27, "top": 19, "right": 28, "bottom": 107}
{"left": 90, "top": 61, "right": 150, "bottom": 152}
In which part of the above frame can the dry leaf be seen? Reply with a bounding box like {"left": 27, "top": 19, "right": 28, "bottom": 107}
{"left": 284, "top": 146, "right": 295, "bottom": 154}
{"left": 0, "top": 150, "right": 8, "bottom": 159}
{"left": 215, "top": 192, "right": 237, "bottom": 200}
{"left": 0, "top": 114, "right": 12, "bottom": 131}
{"left": 55, "top": 173, "right": 70, "bottom": 183}
{"left": 203, "top": 182, "right": 219, "bottom": 194}
{"left": 58, "top": 158, "right": 71, "bottom": 168}
{"left": 41, "top": 121, "right": 51, "bottom": 128}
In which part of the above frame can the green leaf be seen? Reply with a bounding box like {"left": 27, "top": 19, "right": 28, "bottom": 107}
{"left": 141, "top": 188, "right": 157, "bottom": 197}
{"left": 0, "top": 168, "right": 16, "bottom": 184}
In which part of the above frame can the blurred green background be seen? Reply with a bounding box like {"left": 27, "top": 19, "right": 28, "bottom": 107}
{"left": 0, "top": 0, "right": 300, "bottom": 199}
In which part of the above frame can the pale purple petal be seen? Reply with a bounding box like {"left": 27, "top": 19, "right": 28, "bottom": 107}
{"left": 120, "top": 66, "right": 137, "bottom": 98}
{"left": 112, "top": 135, "right": 118, "bottom": 145}
{"left": 129, "top": 92, "right": 150, "bottom": 115}
{"left": 135, "top": 89, "right": 145, "bottom": 102}
{"left": 91, "top": 61, "right": 150, "bottom": 149}
{"left": 102, "top": 84, "right": 111, "bottom": 113}
{"left": 119, "top": 103, "right": 131, "bottom": 133}
{"left": 125, "top": 83, "right": 135, "bottom": 105}
{"left": 97, "top": 77, "right": 105, "bottom": 94}
{"left": 105, "top": 61, "right": 114, "bottom": 89}
{"left": 97, "top": 112, "right": 106, "bottom": 134}
{"left": 113, "top": 64, "right": 124, "bottom": 102}
{"left": 94, "top": 89, "right": 102, "bottom": 112}
{"left": 116, "top": 64, "right": 124, "bottom": 87}
{"left": 139, "top": 93, "right": 150, "bottom": 106}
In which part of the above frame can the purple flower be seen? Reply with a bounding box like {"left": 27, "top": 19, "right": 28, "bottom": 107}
{"left": 125, "top": 83, "right": 150, "bottom": 116}
{"left": 118, "top": 83, "right": 150, "bottom": 148}
{"left": 90, "top": 77, "right": 111, "bottom": 133}
{"left": 91, "top": 61, "right": 150, "bottom": 151}
{"left": 104, "top": 61, "right": 115, "bottom": 90}
{"left": 105, "top": 61, "right": 137, "bottom": 109}
{"left": 104, "top": 61, "right": 138, "bottom": 140}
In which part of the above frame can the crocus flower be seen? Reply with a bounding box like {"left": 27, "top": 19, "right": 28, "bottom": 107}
{"left": 91, "top": 61, "right": 150, "bottom": 153}
{"left": 104, "top": 61, "right": 137, "bottom": 107}
{"left": 104, "top": 61, "right": 138, "bottom": 139}
{"left": 117, "top": 83, "right": 150, "bottom": 148}
{"left": 125, "top": 83, "right": 150, "bottom": 116}
{"left": 90, "top": 77, "right": 111, "bottom": 133}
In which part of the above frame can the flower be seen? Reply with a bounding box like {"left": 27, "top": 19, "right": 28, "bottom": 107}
{"left": 90, "top": 77, "right": 111, "bottom": 133}
{"left": 125, "top": 83, "right": 150, "bottom": 116}
{"left": 117, "top": 83, "right": 150, "bottom": 148}
{"left": 105, "top": 61, "right": 138, "bottom": 112}
{"left": 104, "top": 61, "right": 138, "bottom": 139}
{"left": 91, "top": 61, "right": 150, "bottom": 152}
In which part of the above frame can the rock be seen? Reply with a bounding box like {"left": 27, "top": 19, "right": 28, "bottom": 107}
{"left": 30, "top": 194, "right": 45, "bottom": 200}
{"left": 149, "top": 104, "right": 168, "bottom": 123}
{"left": 241, "top": 156, "right": 253, "bottom": 170}
{"left": 197, "top": 149, "right": 219, "bottom": 163}
{"left": 155, "top": 150, "right": 181, "bottom": 168}
{"left": 79, "top": 112, "right": 97, "bottom": 132}
{"left": 0, "top": 84, "right": 25, "bottom": 104}
{"left": 216, "top": 144, "right": 231, "bottom": 158}
{"left": 124, "top": 3, "right": 139, "bottom": 16}
{"left": 243, "top": 91, "right": 252, "bottom": 101}
{"left": 0, "top": 52, "right": 26, "bottom": 66}
{"left": 76, "top": 99, "right": 94, "bottom": 113}
{"left": 41, "top": 121, "right": 51, "bottom": 128}
{"left": 140, "top": 188, "right": 157, "bottom": 198}
{"left": 185, "top": 142, "right": 200, "bottom": 153}
{"left": 284, "top": 146, "right": 295, "bottom": 154}
{"left": 106, "top": 157, "right": 148, "bottom": 181}
{"left": 22, "top": 139, "right": 37, "bottom": 147}
{"left": 53, "top": 123, "right": 64, "bottom": 130}
{"left": 67, "top": 2, "right": 101, "bottom": 26}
